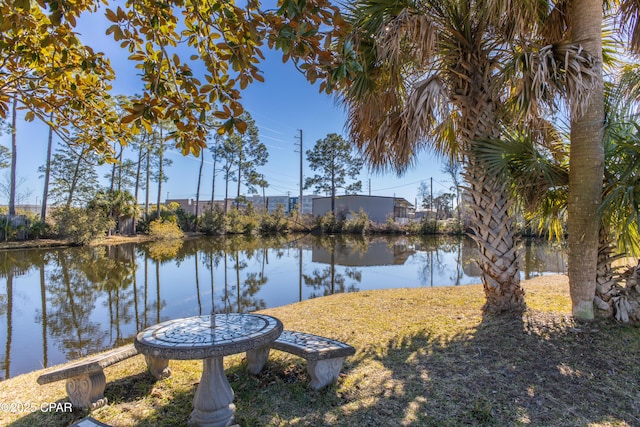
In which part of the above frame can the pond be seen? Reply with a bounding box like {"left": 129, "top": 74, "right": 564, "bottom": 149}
{"left": 0, "top": 234, "right": 566, "bottom": 379}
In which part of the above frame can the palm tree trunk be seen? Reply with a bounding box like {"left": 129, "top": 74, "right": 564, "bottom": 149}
{"left": 594, "top": 228, "right": 640, "bottom": 323}
{"left": 568, "top": 0, "right": 605, "bottom": 320}
{"left": 594, "top": 227, "right": 617, "bottom": 316}
{"left": 453, "top": 56, "right": 525, "bottom": 313}
{"left": 463, "top": 156, "right": 524, "bottom": 313}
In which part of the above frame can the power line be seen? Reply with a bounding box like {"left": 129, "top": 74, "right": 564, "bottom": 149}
{"left": 372, "top": 179, "right": 425, "bottom": 192}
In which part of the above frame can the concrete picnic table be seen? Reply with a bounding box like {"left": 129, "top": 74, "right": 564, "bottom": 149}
{"left": 134, "top": 313, "right": 283, "bottom": 427}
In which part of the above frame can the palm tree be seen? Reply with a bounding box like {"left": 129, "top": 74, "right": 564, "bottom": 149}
{"left": 474, "top": 97, "right": 640, "bottom": 323}
{"left": 537, "top": 0, "right": 640, "bottom": 320}
{"left": 563, "top": 0, "right": 606, "bottom": 321}
{"left": 338, "top": 0, "right": 598, "bottom": 313}
{"left": 596, "top": 118, "right": 640, "bottom": 323}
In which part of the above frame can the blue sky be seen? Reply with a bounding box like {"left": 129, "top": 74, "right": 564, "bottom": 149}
{"left": 0, "top": 5, "right": 453, "bottom": 208}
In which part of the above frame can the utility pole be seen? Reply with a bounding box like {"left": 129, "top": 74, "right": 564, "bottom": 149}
{"left": 295, "top": 129, "right": 303, "bottom": 215}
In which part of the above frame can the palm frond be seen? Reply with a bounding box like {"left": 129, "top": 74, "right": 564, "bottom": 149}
{"left": 540, "top": 0, "right": 570, "bottom": 44}
{"left": 513, "top": 41, "right": 599, "bottom": 120}
{"left": 400, "top": 76, "right": 448, "bottom": 140}
{"left": 470, "top": 125, "right": 569, "bottom": 240}
{"left": 619, "top": 0, "right": 640, "bottom": 53}
{"left": 471, "top": 126, "right": 568, "bottom": 211}
{"left": 376, "top": 8, "right": 438, "bottom": 67}
{"left": 486, "top": 0, "right": 557, "bottom": 41}
{"left": 432, "top": 108, "right": 462, "bottom": 161}
{"left": 600, "top": 110, "right": 640, "bottom": 256}
{"left": 616, "top": 63, "right": 640, "bottom": 107}
{"left": 344, "top": 75, "right": 450, "bottom": 173}
{"left": 528, "top": 187, "right": 568, "bottom": 240}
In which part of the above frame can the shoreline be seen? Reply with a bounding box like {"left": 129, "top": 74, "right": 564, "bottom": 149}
{"left": 0, "top": 233, "right": 205, "bottom": 251}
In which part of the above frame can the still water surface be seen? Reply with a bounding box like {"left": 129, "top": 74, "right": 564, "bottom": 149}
{"left": 0, "top": 234, "right": 565, "bottom": 379}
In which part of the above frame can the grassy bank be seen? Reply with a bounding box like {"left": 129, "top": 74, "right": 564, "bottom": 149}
{"left": 1, "top": 275, "right": 639, "bottom": 427}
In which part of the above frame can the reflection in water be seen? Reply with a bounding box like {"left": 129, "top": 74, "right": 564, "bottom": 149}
{"left": 0, "top": 234, "right": 566, "bottom": 379}
{"left": 3, "top": 268, "right": 11, "bottom": 380}
{"left": 147, "top": 239, "right": 183, "bottom": 261}
{"left": 47, "top": 250, "right": 109, "bottom": 358}
{"left": 305, "top": 235, "right": 362, "bottom": 297}
{"left": 312, "top": 234, "right": 414, "bottom": 267}
{"left": 39, "top": 263, "right": 48, "bottom": 370}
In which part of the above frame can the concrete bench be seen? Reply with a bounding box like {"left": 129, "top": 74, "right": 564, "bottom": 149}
{"left": 68, "top": 416, "right": 113, "bottom": 427}
{"left": 246, "top": 330, "right": 355, "bottom": 390}
{"left": 37, "top": 344, "right": 170, "bottom": 409}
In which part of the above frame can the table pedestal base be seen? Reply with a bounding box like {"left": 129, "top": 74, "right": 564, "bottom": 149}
{"left": 189, "top": 357, "right": 235, "bottom": 427}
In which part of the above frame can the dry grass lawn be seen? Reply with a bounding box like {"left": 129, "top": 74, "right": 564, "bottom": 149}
{"left": 1, "top": 274, "right": 639, "bottom": 427}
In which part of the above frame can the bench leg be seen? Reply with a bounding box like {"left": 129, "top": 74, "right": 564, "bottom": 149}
{"left": 246, "top": 346, "right": 271, "bottom": 375}
{"left": 307, "top": 358, "right": 345, "bottom": 390}
{"left": 65, "top": 371, "right": 108, "bottom": 409}
{"left": 145, "top": 355, "right": 171, "bottom": 380}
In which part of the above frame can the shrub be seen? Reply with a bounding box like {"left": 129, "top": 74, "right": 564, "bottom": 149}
{"left": 148, "top": 219, "right": 184, "bottom": 240}
{"left": 136, "top": 215, "right": 150, "bottom": 234}
{"left": 260, "top": 205, "right": 290, "bottom": 234}
{"left": 289, "top": 213, "right": 314, "bottom": 232}
{"left": 51, "top": 206, "right": 115, "bottom": 245}
{"left": 174, "top": 207, "right": 196, "bottom": 232}
{"left": 343, "top": 209, "right": 370, "bottom": 234}
{"left": 405, "top": 220, "right": 421, "bottom": 234}
{"left": 0, "top": 211, "right": 51, "bottom": 241}
{"left": 29, "top": 220, "right": 52, "bottom": 239}
{"left": 382, "top": 217, "right": 403, "bottom": 234}
{"left": 440, "top": 218, "right": 465, "bottom": 235}
{"left": 199, "top": 207, "right": 227, "bottom": 235}
{"left": 0, "top": 216, "right": 19, "bottom": 241}
{"left": 419, "top": 218, "right": 439, "bottom": 234}
{"left": 219, "top": 209, "right": 255, "bottom": 234}
{"left": 314, "top": 212, "right": 340, "bottom": 234}
{"left": 242, "top": 212, "right": 260, "bottom": 234}
{"left": 226, "top": 209, "right": 245, "bottom": 234}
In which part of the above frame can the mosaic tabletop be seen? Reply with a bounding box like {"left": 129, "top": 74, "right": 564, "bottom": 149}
{"left": 134, "top": 313, "right": 283, "bottom": 360}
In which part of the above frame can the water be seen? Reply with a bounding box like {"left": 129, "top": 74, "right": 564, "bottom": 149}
{"left": 0, "top": 234, "right": 565, "bottom": 379}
